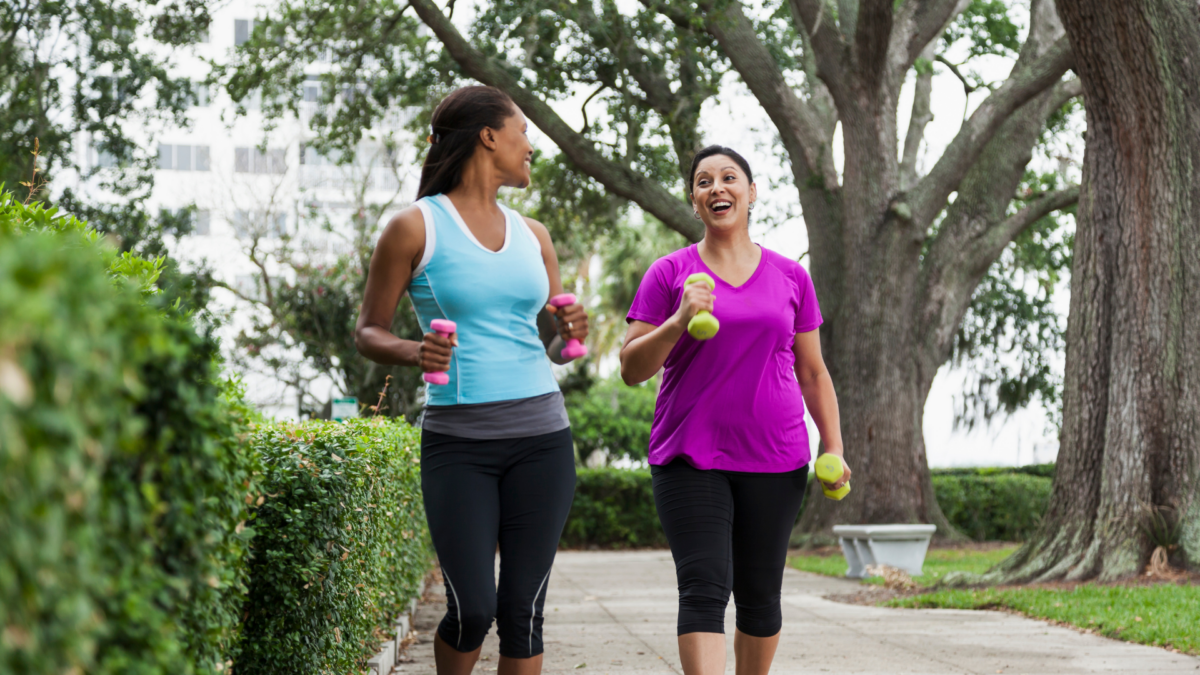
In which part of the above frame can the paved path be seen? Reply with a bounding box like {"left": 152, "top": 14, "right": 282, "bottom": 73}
{"left": 398, "top": 551, "right": 1199, "bottom": 674}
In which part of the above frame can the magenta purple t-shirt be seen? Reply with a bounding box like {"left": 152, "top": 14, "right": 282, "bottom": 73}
{"left": 627, "top": 244, "right": 823, "bottom": 473}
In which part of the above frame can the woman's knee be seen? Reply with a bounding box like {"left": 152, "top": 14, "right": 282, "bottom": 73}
{"left": 439, "top": 599, "right": 496, "bottom": 652}
{"left": 733, "top": 592, "right": 782, "bottom": 638}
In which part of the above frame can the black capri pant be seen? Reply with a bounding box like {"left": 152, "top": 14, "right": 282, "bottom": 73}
{"left": 420, "top": 427, "right": 576, "bottom": 659}
{"left": 651, "top": 458, "right": 808, "bottom": 637}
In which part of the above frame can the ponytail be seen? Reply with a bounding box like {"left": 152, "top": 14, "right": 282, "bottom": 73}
{"left": 417, "top": 86, "right": 518, "bottom": 199}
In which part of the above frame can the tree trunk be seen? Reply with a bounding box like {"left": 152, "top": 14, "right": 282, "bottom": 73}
{"left": 989, "top": 0, "right": 1200, "bottom": 581}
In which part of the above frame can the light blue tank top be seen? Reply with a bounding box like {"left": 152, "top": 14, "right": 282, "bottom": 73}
{"left": 409, "top": 194, "right": 559, "bottom": 406}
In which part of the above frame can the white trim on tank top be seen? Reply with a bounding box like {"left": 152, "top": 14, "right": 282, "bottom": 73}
{"left": 413, "top": 200, "right": 437, "bottom": 277}
{"left": 435, "top": 194, "right": 512, "bottom": 254}
{"left": 499, "top": 203, "right": 543, "bottom": 249}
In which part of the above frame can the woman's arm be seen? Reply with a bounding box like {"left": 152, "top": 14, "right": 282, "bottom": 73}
{"left": 354, "top": 208, "right": 454, "bottom": 373}
{"left": 525, "top": 217, "right": 589, "bottom": 365}
{"left": 618, "top": 282, "right": 714, "bottom": 385}
{"left": 793, "top": 329, "right": 851, "bottom": 489}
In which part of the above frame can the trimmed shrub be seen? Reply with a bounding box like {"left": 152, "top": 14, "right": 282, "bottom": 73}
{"left": 932, "top": 473, "right": 1051, "bottom": 542}
{"left": 562, "top": 466, "right": 1054, "bottom": 548}
{"left": 236, "top": 419, "right": 431, "bottom": 674}
{"left": 562, "top": 468, "right": 666, "bottom": 548}
{"left": 932, "top": 463, "right": 1056, "bottom": 479}
{"left": 0, "top": 222, "right": 257, "bottom": 674}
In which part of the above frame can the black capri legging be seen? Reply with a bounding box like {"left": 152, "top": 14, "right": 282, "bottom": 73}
{"left": 652, "top": 458, "right": 808, "bottom": 637}
{"left": 420, "top": 427, "right": 576, "bottom": 659}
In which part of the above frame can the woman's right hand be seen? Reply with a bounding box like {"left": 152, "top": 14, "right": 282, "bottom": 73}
{"left": 672, "top": 280, "right": 714, "bottom": 328}
{"left": 418, "top": 330, "right": 457, "bottom": 374}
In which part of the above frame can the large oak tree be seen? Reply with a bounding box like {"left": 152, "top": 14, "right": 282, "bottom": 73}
{"left": 984, "top": 0, "right": 1200, "bottom": 581}
{"left": 228, "top": 0, "right": 1083, "bottom": 537}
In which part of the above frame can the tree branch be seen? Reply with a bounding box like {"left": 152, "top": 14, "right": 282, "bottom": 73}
{"left": 787, "top": 0, "right": 852, "bottom": 104}
{"left": 905, "top": 0, "right": 970, "bottom": 66}
{"left": 704, "top": 0, "right": 838, "bottom": 188}
{"left": 408, "top": 0, "right": 702, "bottom": 241}
{"left": 936, "top": 54, "right": 977, "bottom": 93}
{"left": 997, "top": 186, "right": 1080, "bottom": 242}
{"left": 906, "top": 36, "right": 1073, "bottom": 228}
{"left": 900, "top": 42, "right": 936, "bottom": 190}
{"left": 853, "top": 0, "right": 895, "bottom": 93}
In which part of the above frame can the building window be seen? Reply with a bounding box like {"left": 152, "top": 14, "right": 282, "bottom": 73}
{"left": 234, "top": 19, "right": 257, "bottom": 46}
{"left": 190, "top": 82, "right": 210, "bottom": 108}
{"left": 158, "top": 144, "right": 212, "bottom": 171}
{"left": 233, "top": 209, "right": 287, "bottom": 239}
{"left": 234, "top": 147, "right": 286, "bottom": 174}
{"left": 195, "top": 209, "right": 211, "bottom": 236}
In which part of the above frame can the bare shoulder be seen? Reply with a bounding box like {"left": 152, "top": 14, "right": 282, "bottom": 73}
{"left": 521, "top": 215, "right": 552, "bottom": 243}
{"left": 375, "top": 204, "right": 426, "bottom": 268}
{"left": 521, "top": 216, "right": 557, "bottom": 257}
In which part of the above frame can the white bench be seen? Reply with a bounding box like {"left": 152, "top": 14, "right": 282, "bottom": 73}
{"left": 831, "top": 524, "right": 937, "bottom": 578}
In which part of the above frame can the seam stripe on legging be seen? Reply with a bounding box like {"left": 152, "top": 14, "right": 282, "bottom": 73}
{"left": 442, "top": 568, "right": 464, "bottom": 649}
{"left": 529, "top": 569, "right": 551, "bottom": 656}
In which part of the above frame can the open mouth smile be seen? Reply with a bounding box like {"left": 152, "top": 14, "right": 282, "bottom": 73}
{"left": 709, "top": 200, "right": 733, "bottom": 215}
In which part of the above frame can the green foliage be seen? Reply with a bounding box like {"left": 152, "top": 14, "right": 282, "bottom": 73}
{"left": 0, "top": 222, "right": 257, "bottom": 674}
{"left": 562, "top": 469, "right": 666, "bottom": 549}
{"left": 889, "top": 584, "right": 1200, "bottom": 655}
{"left": 236, "top": 419, "right": 432, "bottom": 674}
{"left": 954, "top": 171, "right": 1074, "bottom": 431}
{"left": 932, "top": 473, "right": 1051, "bottom": 542}
{"left": 232, "top": 248, "right": 426, "bottom": 421}
{"left": 565, "top": 376, "right": 658, "bottom": 466}
{"left": 931, "top": 463, "right": 1055, "bottom": 479}
{"left": 941, "top": 0, "right": 1022, "bottom": 60}
{"left": 563, "top": 466, "right": 1053, "bottom": 548}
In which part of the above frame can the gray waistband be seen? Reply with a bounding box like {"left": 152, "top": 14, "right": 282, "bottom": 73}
{"left": 420, "top": 391, "right": 569, "bottom": 440}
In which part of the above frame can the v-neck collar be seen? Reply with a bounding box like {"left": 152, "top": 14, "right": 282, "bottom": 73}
{"left": 690, "top": 243, "right": 765, "bottom": 291}
{"left": 437, "top": 194, "right": 511, "bottom": 254}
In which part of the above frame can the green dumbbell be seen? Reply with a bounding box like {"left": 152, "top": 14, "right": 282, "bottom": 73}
{"left": 685, "top": 272, "right": 720, "bottom": 340}
{"left": 815, "top": 454, "right": 850, "bottom": 500}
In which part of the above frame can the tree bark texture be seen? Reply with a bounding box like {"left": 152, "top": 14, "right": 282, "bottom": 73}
{"left": 990, "top": 0, "right": 1200, "bottom": 581}
{"left": 406, "top": 0, "right": 1082, "bottom": 541}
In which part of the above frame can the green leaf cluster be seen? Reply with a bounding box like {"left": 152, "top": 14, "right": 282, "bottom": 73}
{"left": 0, "top": 212, "right": 258, "bottom": 674}
{"left": 931, "top": 473, "right": 1051, "bottom": 542}
{"left": 561, "top": 469, "right": 667, "bottom": 549}
{"left": 565, "top": 376, "right": 659, "bottom": 466}
{"left": 562, "top": 466, "right": 1052, "bottom": 548}
{"left": 236, "top": 418, "right": 432, "bottom": 674}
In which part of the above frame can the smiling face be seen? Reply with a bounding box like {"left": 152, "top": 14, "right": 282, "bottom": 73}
{"left": 690, "top": 154, "right": 757, "bottom": 231}
{"left": 484, "top": 105, "right": 534, "bottom": 189}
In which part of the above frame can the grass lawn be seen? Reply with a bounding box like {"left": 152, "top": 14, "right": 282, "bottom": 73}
{"left": 790, "top": 545, "right": 1199, "bottom": 655}
{"left": 889, "top": 583, "right": 1200, "bottom": 655}
{"left": 789, "top": 544, "right": 1019, "bottom": 587}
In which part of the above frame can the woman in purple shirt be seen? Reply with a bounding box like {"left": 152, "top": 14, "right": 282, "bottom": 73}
{"left": 620, "top": 145, "right": 851, "bottom": 675}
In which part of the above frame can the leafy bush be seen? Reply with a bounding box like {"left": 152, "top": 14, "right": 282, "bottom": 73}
{"left": 0, "top": 219, "right": 257, "bottom": 674}
{"left": 561, "top": 466, "right": 1055, "bottom": 548}
{"left": 561, "top": 469, "right": 666, "bottom": 548}
{"left": 932, "top": 473, "right": 1051, "bottom": 541}
{"left": 236, "top": 419, "right": 431, "bottom": 674}
{"left": 565, "top": 376, "right": 657, "bottom": 465}
{"left": 932, "top": 463, "right": 1055, "bottom": 479}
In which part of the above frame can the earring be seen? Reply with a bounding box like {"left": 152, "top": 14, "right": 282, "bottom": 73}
{"left": 748, "top": 203, "right": 755, "bottom": 212}
{"left": 693, "top": 211, "right": 701, "bottom": 220}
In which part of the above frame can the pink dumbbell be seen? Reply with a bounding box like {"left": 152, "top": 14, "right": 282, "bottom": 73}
{"left": 423, "top": 319, "right": 456, "bottom": 385}
{"left": 548, "top": 294, "right": 588, "bottom": 359}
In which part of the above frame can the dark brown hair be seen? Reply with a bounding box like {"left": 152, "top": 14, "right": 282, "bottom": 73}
{"left": 417, "top": 86, "right": 519, "bottom": 199}
{"left": 687, "top": 145, "right": 754, "bottom": 196}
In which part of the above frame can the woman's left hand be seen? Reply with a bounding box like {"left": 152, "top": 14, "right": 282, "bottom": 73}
{"left": 546, "top": 300, "right": 589, "bottom": 343}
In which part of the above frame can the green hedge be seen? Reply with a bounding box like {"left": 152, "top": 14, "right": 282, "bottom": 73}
{"left": 236, "top": 419, "right": 432, "bottom": 674}
{"left": 563, "top": 466, "right": 1053, "bottom": 548}
{"left": 0, "top": 221, "right": 257, "bottom": 674}
{"left": 932, "top": 473, "right": 1051, "bottom": 542}
{"left": 562, "top": 469, "right": 666, "bottom": 548}
{"left": 2, "top": 192, "right": 434, "bottom": 673}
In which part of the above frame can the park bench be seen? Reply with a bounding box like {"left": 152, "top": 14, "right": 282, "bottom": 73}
{"left": 832, "top": 524, "right": 937, "bottom": 578}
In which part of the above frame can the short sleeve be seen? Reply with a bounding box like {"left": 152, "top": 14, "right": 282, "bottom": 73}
{"left": 793, "top": 264, "right": 823, "bottom": 333}
{"left": 627, "top": 257, "right": 677, "bottom": 326}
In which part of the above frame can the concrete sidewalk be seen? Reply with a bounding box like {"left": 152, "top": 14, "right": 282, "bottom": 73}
{"left": 397, "top": 550, "right": 1199, "bottom": 674}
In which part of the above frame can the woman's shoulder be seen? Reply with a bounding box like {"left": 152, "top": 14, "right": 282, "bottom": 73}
{"left": 646, "top": 245, "right": 696, "bottom": 276}
{"left": 760, "top": 247, "right": 812, "bottom": 281}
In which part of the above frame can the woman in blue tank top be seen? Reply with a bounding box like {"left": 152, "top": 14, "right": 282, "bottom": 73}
{"left": 355, "top": 86, "right": 588, "bottom": 675}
